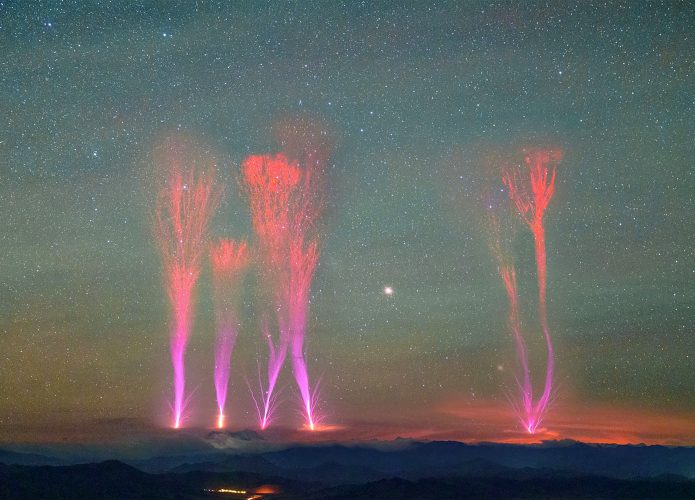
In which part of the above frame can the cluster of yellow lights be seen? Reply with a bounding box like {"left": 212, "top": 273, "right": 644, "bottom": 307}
{"left": 203, "top": 487, "right": 246, "bottom": 494}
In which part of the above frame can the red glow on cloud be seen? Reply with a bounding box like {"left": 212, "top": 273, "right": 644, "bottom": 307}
{"left": 436, "top": 397, "right": 695, "bottom": 446}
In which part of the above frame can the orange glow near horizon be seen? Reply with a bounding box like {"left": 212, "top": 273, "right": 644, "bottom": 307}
{"left": 1, "top": 400, "right": 693, "bottom": 446}
{"left": 246, "top": 399, "right": 695, "bottom": 446}
{"left": 300, "top": 423, "right": 344, "bottom": 433}
{"left": 435, "top": 397, "right": 695, "bottom": 446}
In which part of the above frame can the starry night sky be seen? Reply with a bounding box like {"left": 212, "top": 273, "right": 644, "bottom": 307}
{"left": 1, "top": 1, "right": 693, "bottom": 444}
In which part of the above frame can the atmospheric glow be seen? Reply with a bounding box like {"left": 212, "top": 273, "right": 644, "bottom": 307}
{"left": 210, "top": 239, "right": 250, "bottom": 429}
{"left": 242, "top": 152, "right": 324, "bottom": 430}
{"left": 249, "top": 319, "right": 288, "bottom": 430}
{"left": 243, "top": 154, "right": 300, "bottom": 429}
{"left": 3, "top": 2, "right": 692, "bottom": 458}
{"left": 501, "top": 148, "right": 562, "bottom": 433}
{"left": 499, "top": 265, "right": 533, "bottom": 431}
{"left": 286, "top": 237, "right": 321, "bottom": 430}
{"left": 154, "top": 139, "right": 221, "bottom": 429}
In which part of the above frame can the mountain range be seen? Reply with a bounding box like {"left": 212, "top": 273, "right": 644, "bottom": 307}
{"left": 1, "top": 437, "right": 694, "bottom": 498}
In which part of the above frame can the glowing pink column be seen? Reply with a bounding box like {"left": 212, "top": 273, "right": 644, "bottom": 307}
{"left": 251, "top": 319, "right": 289, "bottom": 430}
{"left": 488, "top": 209, "right": 533, "bottom": 433}
{"left": 168, "top": 267, "right": 196, "bottom": 429}
{"left": 243, "top": 152, "right": 324, "bottom": 430}
{"left": 210, "top": 240, "right": 250, "bottom": 429}
{"left": 154, "top": 139, "right": 221, "bottom": 429}
{"left": 499, "top": 265, "right": 533, "bottom": 431}
{"left": 503, "top": 148, "right": 562, "bottom": 433}
{"left": 242, "top": 154, "right": 301, "bottom": 429}
{"left": 286, "top": 238, "right": 320, "bottom": 430}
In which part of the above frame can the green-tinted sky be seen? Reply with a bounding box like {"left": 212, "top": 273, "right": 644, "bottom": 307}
{"left": 1, "top": 1, "right": 693, "bottom": 443}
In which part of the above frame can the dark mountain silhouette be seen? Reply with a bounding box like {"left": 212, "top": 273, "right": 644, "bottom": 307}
{"left": 0, "top": 460, "right": 311, "bottom": 499}
{"left": 2, "top": 459, "right": 692, "bottom": 499}
{"left": 305, "top": 475, "right": 695, "bottom": 499}
{"left": 251, "top": 440, "right": 695, "bottom": 480}
{"left": 0, "top": 461, "right": 166, "bottom": 499}
{"left": 171, "top": 453, "right": 385, "bottom": 486}
{"left": 1, "top": 440, "right": 694, "bottom": 498}
{"left": 172, "top": 454, "right": 281, "bottom": 475}
{"left": 0, "top": 448, "right": 65, "bottom": 466}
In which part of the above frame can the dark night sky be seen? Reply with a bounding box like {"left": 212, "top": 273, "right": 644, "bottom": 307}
{"left": 1, "top": 1, "right": 693, "bottom": 444}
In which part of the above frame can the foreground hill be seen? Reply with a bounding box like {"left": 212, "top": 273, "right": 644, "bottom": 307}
{"left": 306, "top": 475, "right": 695, "bottom": 499}
{"left": 1, "top": 440, "right": 695, "bottom": 498}
{"left": 0, "top": 455, "right": 693, "bottom": 499}
{"left": 0, "top": 460, "right": 311, "bottom": 499}
{"left": 135, "top": 439, "right": 695, "bottom": 482}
